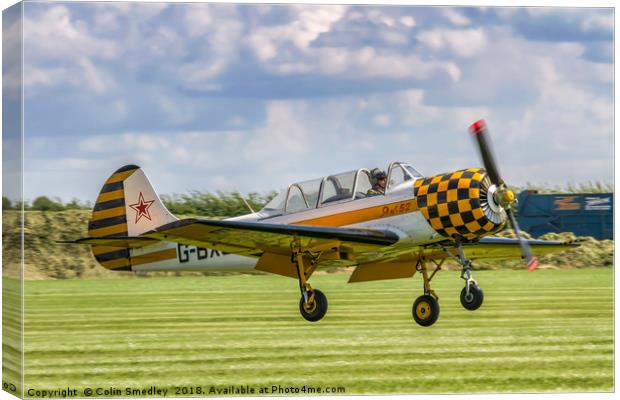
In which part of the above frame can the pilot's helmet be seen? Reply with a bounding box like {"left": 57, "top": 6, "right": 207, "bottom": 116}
{"left": 371, "top": 168, "right": 387, "bottom": 182}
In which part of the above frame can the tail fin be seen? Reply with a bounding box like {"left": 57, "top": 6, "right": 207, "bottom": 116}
{"left": 88, "top": 164, "right": 177, "bottom": 270}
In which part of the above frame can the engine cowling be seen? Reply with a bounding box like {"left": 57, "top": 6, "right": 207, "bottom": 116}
{"left": 414, "top": 168, "right": 506, "bottom": 240}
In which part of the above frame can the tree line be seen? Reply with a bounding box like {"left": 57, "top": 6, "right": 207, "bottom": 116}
{"left": 2, "top": 196, "right": 92, "bottom": 211}
{"left": 2, "top": 181, "right": 612, "bottom": 215}
{"left": 2, "top": 191, "right": 278, "bottom": 217}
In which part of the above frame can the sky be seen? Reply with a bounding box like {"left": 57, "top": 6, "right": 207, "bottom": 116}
{"left": 2, "top": 2, "right": 615, "bottom": 202}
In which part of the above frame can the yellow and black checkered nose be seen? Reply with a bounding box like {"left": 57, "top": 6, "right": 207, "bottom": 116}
{"left": 414, "top": 168, "right": 506, "bottom": 240}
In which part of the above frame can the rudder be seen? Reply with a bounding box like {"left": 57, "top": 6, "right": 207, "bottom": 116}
{"left": 88, "top": 164, "right": 177, "bottom": 270}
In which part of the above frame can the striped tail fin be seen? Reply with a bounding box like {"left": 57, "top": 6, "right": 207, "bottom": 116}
{"left": 88, "top": 165, "right": 177, "bottom": 270}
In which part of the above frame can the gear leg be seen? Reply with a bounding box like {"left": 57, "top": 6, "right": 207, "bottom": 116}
{"left": 416, "top": 258, "right": 439, "bottom": 300}
{"left": 455, "top": 240, "right": 478, "bottom": 297}
{"left": 291, "top": 238, "right": 315, "bottom": 310}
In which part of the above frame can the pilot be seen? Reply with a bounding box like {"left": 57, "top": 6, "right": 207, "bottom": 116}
{"left": 367, "top": 169, "right": 387, "bottom": 196}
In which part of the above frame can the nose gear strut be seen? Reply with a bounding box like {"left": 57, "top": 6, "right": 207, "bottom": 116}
{"left": 440, "top": 238, "right": 485, "bottom": 311}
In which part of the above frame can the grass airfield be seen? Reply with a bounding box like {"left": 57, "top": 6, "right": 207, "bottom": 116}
{"left": 20, "top": 268, "right": 613, "bottom": 395}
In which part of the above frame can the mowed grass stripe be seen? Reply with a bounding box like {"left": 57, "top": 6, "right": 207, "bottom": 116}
{"left": 24, "top": 337, "right": 612, "bottom": 357}
{"left": 25, "top": 347, "right": 613, "bottom": 370}
{"left": 23, "top": 325, "right": 613, "bottom": 344}
{"left": 24, "top": 345, "right": 613, "bottom": 369}
{"left": 22, "top": 295, "right": 614, "bottom": 314}
{"left": 22, "top": 269, "right": 613, "bottom": 395}
{"left": 22, "top": 332, "right": 613, "bottom": 351}
{"left": 25, "top": 356, "right": 613, "bottom": 382}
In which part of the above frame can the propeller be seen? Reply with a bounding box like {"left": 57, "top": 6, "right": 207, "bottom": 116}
{"left": 469, "top": 119, "right": 539, "bottom": 272}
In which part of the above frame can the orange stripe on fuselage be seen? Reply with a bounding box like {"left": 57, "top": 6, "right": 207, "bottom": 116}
{"left": 100, "top": 258, "right": 131, "bottom": 269}
{"left": 132, "top": 248, "right": 177, "bottom": 266}
{"left": 293, "top": 198, "right": 418, "bottom": 227}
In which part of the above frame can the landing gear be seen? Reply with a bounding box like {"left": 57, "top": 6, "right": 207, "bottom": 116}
{"left": 292, "top": 238, "right": 328, "bottom": 322}
{"left": 460, "top": 284, "right": 484, "bottom": 310}
{"left": 299, "top": 289, "right": 328, "bottom": 322}
{"left": 442, "top": 238, "right": 485, "bottom": 311}
{"left": 457, "top": 243, "right": 484, "bottom": 311}
{"left": 412, "top": 294, "right": 440, "bottom": 326}
{"left": 411, "top": 258, "right": 442, "bottom": 327}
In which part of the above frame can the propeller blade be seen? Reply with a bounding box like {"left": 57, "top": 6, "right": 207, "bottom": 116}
{"left": 506, "top": 208, "right": 539, "bottom": 271}
{"left": 469, "top": 119, "right": 502, "bottom": 186}
{"left": 468, "top": 119, "right": 538, "bottom": 271}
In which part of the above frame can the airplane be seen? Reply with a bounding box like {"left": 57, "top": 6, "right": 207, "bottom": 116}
{"left": 65, "top": 120, "right": 576, "bottom": 326}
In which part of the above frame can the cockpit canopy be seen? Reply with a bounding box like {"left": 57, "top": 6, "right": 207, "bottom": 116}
{"left": 261, "top": 162, "right": 422, "bottom": 217}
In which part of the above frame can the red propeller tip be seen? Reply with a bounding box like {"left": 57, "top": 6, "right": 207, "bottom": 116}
{"left": 469, "top": 119, "right": 487, "bottom": 135}
{"left": 527, "top": 257, "right": 539, "bottom": 272}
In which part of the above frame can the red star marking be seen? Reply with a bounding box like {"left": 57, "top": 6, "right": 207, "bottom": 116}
{"left": 129, "top": 192, "right": 155, "bottom": 224}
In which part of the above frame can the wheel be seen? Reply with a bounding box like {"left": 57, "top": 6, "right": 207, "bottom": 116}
{"left": 460, "top": 284, "right": 484, "bottom": 310}
{"left": 412, "top": 295, "right": 440, "bottom": 327}
{"left": 299, "top": 289, "right": 328, "bottom": 322}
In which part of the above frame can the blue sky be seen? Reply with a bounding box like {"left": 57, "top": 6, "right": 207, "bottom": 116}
{"left": 4, "top": 3, "right": 615, "bottom": 202}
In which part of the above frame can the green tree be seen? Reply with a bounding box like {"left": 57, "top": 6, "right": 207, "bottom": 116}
{"left": 31, "top": 196, "right": 64, "bottom": 211}
{"left": 161, "top": 191, "right": 277, "bottom": 217}
{"left": 2, "top": 196, "right": 13, "bottom": 210}
{"left": 64, "top": 198, "right": 90, "bottom": 210}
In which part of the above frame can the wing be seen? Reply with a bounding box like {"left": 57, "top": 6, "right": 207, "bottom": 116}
{"left": 66, "top": 218, "right": 400, "bottom": 258}
{"left": 151, "top": 219, "right": 407, "bottom": 279}
{"left": 417, "top": 236, "right": 578, "bottom": 265}
{"left": 456, "top": 237, "right": 578, "bottom": 260}
{"left": 143, "top": 218, "right": 400, "bottom": 256}
{"left": 348, "top": 236, "right": 578, "bottom": 283}
{"left": 66, "top": 218, "right": 401, "bottom": 278}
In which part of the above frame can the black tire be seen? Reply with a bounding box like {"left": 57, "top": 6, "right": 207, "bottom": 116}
{"left": 412, "top": 295, "right": 440, "bottom": 327}
{"left": 299, "top": 289, "right": 328, "bottom": 322}
{"left": 460, "top": 284, "right": 484, "bottom": 311}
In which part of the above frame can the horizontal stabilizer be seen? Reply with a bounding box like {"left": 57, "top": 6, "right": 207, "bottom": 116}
{"left": 59, "top": 236, "right": 160, "bottom": 248}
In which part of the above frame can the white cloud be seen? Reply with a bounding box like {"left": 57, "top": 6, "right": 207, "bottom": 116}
{"left": 77, "top": 57, "right": 115, "bottom": 93}
{"left": 24, "top": 5, "right": 118, "bottom": 62}
{"left": 396, "top": 89, "right": 490, "bottom": 131}
{"left": 177, "top": 5, "right": 243, "bottom": 87}
{"left": 23, "top": 3, "right": 172, "bottom": 93}
{"left": 365, "top": 9, "right": 396, "bottom": 27}
{"left": 256, "top": 44, "right": 461, "bottom": 81}
{"left": 442, "top": 8, "right": 471, "bottom": 26}
{"left": 22, "top": 66, "right": 59, "bottom": 88}
{"left": 348, "top": 49, "right": 461, "bottom": 81}
{"left": 493, "top": 8, "right": 519, "bottom": 19}
{"left": 380, "top": 30, "right": 409, "bottom": 45}
{"left": 399, "top": 16, "right": 416, "bottom": 28}
{"left": 23, "top": 5, "right": 120, "bottom": 93}
{"left": 24, "top": 59, "right": 114, "bottom": 94}
{"left": 93, "top": 8, "right": 121, "bottom": 32}
{"left": 244, "top": 6, "right": 469, "bottom": 82}
{"left": 183, "top": 5, "right": 214, "bottom": 37}
{"left": 372, "top": 114, "right": 391, "bottom": 127}
{"left": 581, "top": 14, "right": 614, "bottom": 32}
{"left": 245, "top": 101, "right": 311, "bottom": 167}
{"left": 417, "top": 28, "right": 487, "bottom": 58}
{"left": 246, "top": 5, "right": 346, "bottom": 61}
{"left": 525, "top": 8, "right": 555, "bottom": 18}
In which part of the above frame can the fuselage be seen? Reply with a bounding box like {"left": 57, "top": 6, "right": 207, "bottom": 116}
{"left": 109, "top": 163, "right": 506, "bottom": 273}
{"left": 132, "top": 177, "right": 438, "bottom": 272}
